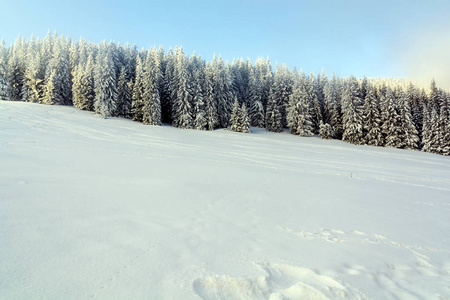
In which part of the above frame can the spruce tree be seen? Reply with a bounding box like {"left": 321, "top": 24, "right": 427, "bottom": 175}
{"left": 42, "top": 37, "right": 72, "bottom": 105}
{"left": 323, "top": 74, "right": 342, "bottom": 138}
{"left": 396, "top": 87, "right": 419, "bottom": 149}
{"left": 142, "top": 50, "right": 162, "bottom": 126}
{"left": 422, "top": 108, "right": 440, "bottom": 154}
{"left": 131, "top": 55, "right": 145, "bottom": 122}
{"left": 93, "top": 48, "right": 117, "bottom": 118}
{"left": 230, "top": 97, "right": 240, "bottom": 132}
{"left": 0, "top": 40, "right": 10, "bottom": 100}
{"left": 436, "top": 94, "right": 450, "bottom": 155}
{"left": 116, "top": 67, "right": 132, "bottom": 117}
{"left": 308, "top": 72, "right": 323, "bottom": 133}
{"left": 265, "top": 87, "right": 283, "bottom": 132}
{"left": 288, "top": 78, "right": 313, "bottom": 136}
{"left": 204, "top": 63, "right": 218, "bottom": 130}
{"left": 341, "top": 77, "right": 364, "bottom": 145}
{"left": 380, "top": 88, "right": 402, "bottom": 148}
{"left": 193, "top": 69, "right": 207, "bottom": 130}
{"left": 172, "top": 53, "right": 193, "bottom": 128}
{"left": 362, "top": 85, "right": 382, "bottom": 146}
{"left": 239, "top": 103, "right": 250, "bottom": 133}
{"left": 319, "top": 121, "right": 334, "bottom": 139}
{"left": 8, "top": 37, "right": 26, "bottom": 101}
{"left": 247, "top": 67, "right": 265, "bottom": 127}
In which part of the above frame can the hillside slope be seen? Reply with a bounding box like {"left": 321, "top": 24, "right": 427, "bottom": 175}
{"left": 1, "top": 101, "right": 449, "bottom": 299}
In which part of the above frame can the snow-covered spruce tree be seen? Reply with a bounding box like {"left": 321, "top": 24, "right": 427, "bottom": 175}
{"left": 341, "top": 76, "right": 364, "bottom": 145}
{"left": 20, "top": 36, "right": 34, "bottom": 101}
{"left": 212, "top": 57, "right": 234, "bottom": 128}
{"left": 193, "top": 69, "right": 207, "bottom": 130}
{"left": 73, "top": 53, "right": 95, "bottom": 111}
{"left": 319, "top": 121, "right": 334, "bottom": 139}
{"left": 406, "top": 83, "right": 423, "bottom": 136}
{"left": 204, "top": 63, "right": 218, "bottom": 130}
{"left": 72, "top": 64, "right": 84, "bottom": 108}
{"left": 362, "top": 84, "right": 382, "bottom": 146}
{"left": 323, "top": 74, "right": 342, "bottom": 138}
{"left": 0, "top": 40, "right": 10, "bottom": 100}
{"left": 116, "top": 66, "right": 132, "bottom": 117}
{"left": 254, "top": 57, "right": 273, "bottom": 109}
{"left": 231, "top": 57, "right": 249, "bottom": 104}
{"left": 21, "top": 38, "right": 44, "bottom": 103}
{"left": 396, "top": 87, "right": 419, "bottom": 150}
{"left": 422, "top": 107, "right": 440, "bottom": 154}
{"left": 271, "top": 64, "right": 293, "bottom": 128}
{"left": 230, "top": 97, "right": 240, "bottom": 132}
{"left": 380, "top": 87, "right": 402, "bottom": 148}
{"left": 316, "top": 69, "right": 327, "bottom": 109}
{"left": 239, "top": 103, "right": 250, "bottom": 133}
{"left": 8, "top": 37, "right": 26, "bottom": 101}
{"left": 288, "top": 76, "right": 313, "bottom": 136}
{"left": 172, "top": 52, "right": 193, "bottom": 129}
{"left": 93, "top": 48, "right": 118, "bottom": 118}
{"left": 41, "top": 37, "right": 72, "bottom": 105}
{"left": 247, "top": 67, "right": 265, "bottom": 127}
{"left": 308, "top": 72, "right": 324, "bottom": 133}
{"left": 131, "top": 54, "right": 145, "bottom": 122}
{"left": 161, "top": 48, "right": 175, "bottom": 123}
{"left": 428, "top": 79, "right": 442, "bottom": 113}
{"left": 39, "top": 32, "right": 53, "bottom": 80}
{"left": 265, "top": 87, "right": 283, "bottom": 132}
{"left": 142, "top": 50, "right": 162, "bottom": 126}
{"left": 359, "top": 76, "right": 369, "bottom": 101}
{"left": 437, "top": 97, "right": 450, "bottom": 155}
{"left": 230, "top": 99, "right": 250, "bottom": 133}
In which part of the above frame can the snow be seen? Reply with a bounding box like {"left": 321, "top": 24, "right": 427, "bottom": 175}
{"left": 1, "top": 101, "right": 450, "bottom": 300}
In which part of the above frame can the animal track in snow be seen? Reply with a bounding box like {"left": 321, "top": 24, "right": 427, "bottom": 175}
{"left": 279, "top": 226, "right": 447, "bottom": 253}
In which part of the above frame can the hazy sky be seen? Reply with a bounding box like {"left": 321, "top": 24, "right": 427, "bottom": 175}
{"left": 1, "top": 0, "right": 449, "bottom": 88}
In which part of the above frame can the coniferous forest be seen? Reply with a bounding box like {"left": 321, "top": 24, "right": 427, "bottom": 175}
{"left": 0, "top": 34, "right": 449, "bottom": 155}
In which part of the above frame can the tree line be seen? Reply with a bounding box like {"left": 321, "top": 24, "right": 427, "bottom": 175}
{"left": 0, "top": 33, "right": 449, "bottom": 155}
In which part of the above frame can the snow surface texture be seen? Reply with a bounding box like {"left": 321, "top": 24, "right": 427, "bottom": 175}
{"left": 1, "top": 101, "right": 450, "bottom": 300}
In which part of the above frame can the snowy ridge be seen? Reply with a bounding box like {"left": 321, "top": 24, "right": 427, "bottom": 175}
{"left": 1, "top": 101, "right": 450, "bottom": 299}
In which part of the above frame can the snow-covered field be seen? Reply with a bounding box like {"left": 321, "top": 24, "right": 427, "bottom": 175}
{"left": 1, "top": 101, "right": 450, "bottom": 300}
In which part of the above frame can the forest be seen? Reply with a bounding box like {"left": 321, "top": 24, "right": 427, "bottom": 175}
{"left": 0, "top": 33, "right": 449, "bottom": 155}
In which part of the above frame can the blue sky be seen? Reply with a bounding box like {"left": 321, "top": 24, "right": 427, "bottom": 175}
{"left": 1, "top": 0, "right": 450, "bottom": 86}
